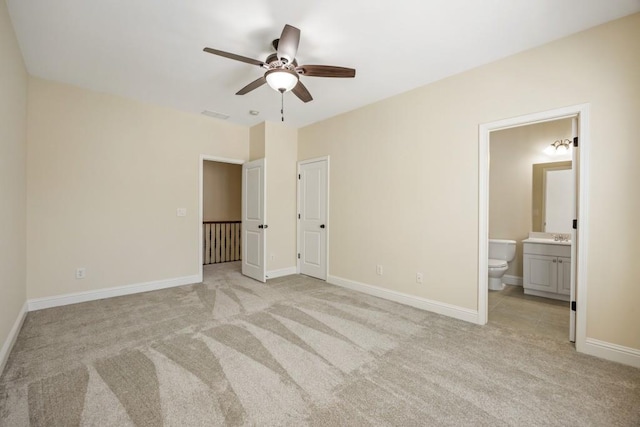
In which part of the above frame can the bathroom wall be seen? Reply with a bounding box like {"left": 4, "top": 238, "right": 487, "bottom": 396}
{"left": 489, "top": 119, "right": 572, "bottom": 279}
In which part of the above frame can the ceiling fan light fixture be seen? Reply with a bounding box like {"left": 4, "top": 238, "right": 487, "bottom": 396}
{"left": 265, "top": 69, "right": 299, "bottom": 92}
{"left": 203, "top": 24, "right": 355, "bottom": 104}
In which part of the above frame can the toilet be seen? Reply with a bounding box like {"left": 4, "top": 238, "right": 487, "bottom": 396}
{"left": 488, "top": 239, "right": 516, "bottom": 291}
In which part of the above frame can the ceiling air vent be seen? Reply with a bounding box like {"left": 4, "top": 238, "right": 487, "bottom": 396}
{"left": 201, "top": 110, "right": 230, "bottom": 120}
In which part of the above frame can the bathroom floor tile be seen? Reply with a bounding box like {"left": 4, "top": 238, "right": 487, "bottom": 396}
{"left": 488, "top": 285, "right": 571, "bottom": 342}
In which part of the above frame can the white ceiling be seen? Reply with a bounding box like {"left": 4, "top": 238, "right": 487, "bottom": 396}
{"left": 7, "top": 0, "right": 640, "bottom": 128}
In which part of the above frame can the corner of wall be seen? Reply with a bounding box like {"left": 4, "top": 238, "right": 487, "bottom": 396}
{"left": 249, "top": 122, "right": 266, "bottom": 160}
{"left": 0, "top": 302, "right": 28, "bottom": 376}
{"left": 0, "top": 0, "right": 29, "bottom": 375}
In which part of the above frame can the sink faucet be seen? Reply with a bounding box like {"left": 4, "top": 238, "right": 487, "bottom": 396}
{"left": 552, "top": 234, "right": 570, "bottom": 242}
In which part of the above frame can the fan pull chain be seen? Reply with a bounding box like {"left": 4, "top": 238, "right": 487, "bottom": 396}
{"left": 280, "top": 89, "right": 285, "bottom": 122}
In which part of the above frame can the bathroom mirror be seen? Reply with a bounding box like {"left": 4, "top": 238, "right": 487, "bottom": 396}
{"left": 532, "top": 161, "right": 573, "bottom": 233}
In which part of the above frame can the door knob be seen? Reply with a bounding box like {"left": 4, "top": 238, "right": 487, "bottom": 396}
{"left": 320, "top": 224, "right": 325, "bottom": 229}
{"left": 263, "top": 224, "right": 268, "bottom": 229}
{"left": 258, "top": 224, "right": 268, "bottom": 229}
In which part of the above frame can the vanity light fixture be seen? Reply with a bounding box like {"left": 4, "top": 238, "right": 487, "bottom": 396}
{"left": 544, "top": 139, "right": 572, "bottom": 155}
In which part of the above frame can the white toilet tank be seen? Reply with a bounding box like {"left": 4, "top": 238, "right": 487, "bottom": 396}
{"left": 488, "top": 239, "right": 516, "bottom": 262}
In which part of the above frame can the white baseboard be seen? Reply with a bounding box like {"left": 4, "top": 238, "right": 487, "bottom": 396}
{"left": 10, "top": 272, "right": 640, "bottom": 372}
{"left": 327, "top": 275, "right": 479, "bottom": 324}
{"left": 583, "top": 338, "right": 640, "bottom": 369}
{"left": 266, "top": 267, "right": 297, "bottom": 279}
{"left": 503, "top": 275, "right": 523, "bottom": 286}
{"left": 28, "top": 275, "right": 201, "bottom": 311}
{"left": 0, "top": 301, "right": 28, "bottom": 376}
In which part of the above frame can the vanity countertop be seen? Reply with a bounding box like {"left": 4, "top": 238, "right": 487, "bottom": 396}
{"left": 522, "top": 237, "right": 571, "bottom": 246}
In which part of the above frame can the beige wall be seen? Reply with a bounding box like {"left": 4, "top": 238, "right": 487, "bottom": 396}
{"left": 264, "top": 122, "right": 298, "bottom": 272}
{"left": 5, "top": 7, "right": 638, "bottom": 363}
{"left": 299, "top": 14, "right": 640, "bottom": 350}
{"left": 249, "top": 122, "right": 265, "bottom": 161}
{"left": 489, "top": 119, "right": 572, "bottom": 277}
{"left": 203, "top": 161, "right": 241, "bottom": 222}
{"left": 0, "top": 0, "right": 28, "bottom": 364}
{"left": 248, "top": 122, "right": 298, "bottom": 273}
{"left": 27, "top": 77, "right": 249, "bottom": 299}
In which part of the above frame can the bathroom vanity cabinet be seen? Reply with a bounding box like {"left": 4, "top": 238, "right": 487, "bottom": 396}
{"left": 523, "top": 240, "right": 571, "bottom": 301}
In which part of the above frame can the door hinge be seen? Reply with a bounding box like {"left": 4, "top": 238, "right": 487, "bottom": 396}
{"left": 573, "top": 136, "right": 578, "bottom": 147}
{"left": 298, "top": 213, "right": 300, "bottom": 219}
{"left": 298, "top": 174, "right": 301, "bottom": 179}
{"left": 571, "top": 301, "right": 576, "bottom": 311}
{"left": 572, "top": 219, "right": 577, "bottom": 230}
{"left": 297, "top": 253, "right": 300, "bottom": 259}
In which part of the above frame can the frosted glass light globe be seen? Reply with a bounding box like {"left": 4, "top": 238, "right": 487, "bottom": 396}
{"left": 265, "top": 69, "right": 299, "bottom": 92}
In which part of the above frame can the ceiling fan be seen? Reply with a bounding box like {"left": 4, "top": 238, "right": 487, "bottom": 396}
{"left": 203, "top": 24, "right": 356, "bottom": 103}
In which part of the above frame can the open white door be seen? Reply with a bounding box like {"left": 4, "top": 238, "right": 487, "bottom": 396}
{"left": 569, "top": 118, "right": 578, "bottom": 342}
{"left": 298, "top": 158, "right": 328, "bottom": 280}
{"left": 242, "top": 158, "right": 266, "bottom": 282}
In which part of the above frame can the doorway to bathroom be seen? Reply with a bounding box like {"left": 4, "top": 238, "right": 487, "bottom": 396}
{"left": 478, "top": 104, "right": 590, "bottom": 352}
{"left": 489, "top": 118, "right": 574, "bottom": 341}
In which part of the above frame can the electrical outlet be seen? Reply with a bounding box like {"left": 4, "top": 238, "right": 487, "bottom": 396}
{"left": 76, "top": 268, "right": 86, "bottom": 279}
{"left": 376, "top": 265, "right": 383, "bottom": 275}
{"left": 416, "top": 273, "right": 424, "bottom": 284}
{"left": 177, "top": 208, "right": 187, "bottom": 217}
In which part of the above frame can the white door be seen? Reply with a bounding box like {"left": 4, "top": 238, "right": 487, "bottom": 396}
{"left": 298, "top": 158, "right": 328, "bottom": 280}
{"left": 569, "top": 118, "right": 578, "bottom": 342}
{"left": 242, "top": 158, "right": 266, "bottom": 282}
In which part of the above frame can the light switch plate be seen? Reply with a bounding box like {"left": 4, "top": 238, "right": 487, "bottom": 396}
{"left": 177, "top": 208, "right": 187, "bottom": 217}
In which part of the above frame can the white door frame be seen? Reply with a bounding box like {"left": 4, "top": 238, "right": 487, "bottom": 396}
{"left": 478, "top": 104, "right": 590, "bottom": 353}
{"left": 198, "top": 155, "right": 245, "bottom": 283}
{"left": 296, "top": 156, "right": 330, "bottom": 279}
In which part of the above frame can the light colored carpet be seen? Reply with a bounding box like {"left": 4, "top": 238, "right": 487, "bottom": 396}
{"left": 1, "top": 262, "right": 639, "bottom": 426}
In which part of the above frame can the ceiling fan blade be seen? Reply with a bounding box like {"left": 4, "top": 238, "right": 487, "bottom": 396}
{"left": 236, "top": 76, "right": 267, "bottom": 95}
{"left": 277, "top": 24, "right": 300, "bottom": 64}
{"left": 292, "top": 80, "right": 313, "bottom": 103}
{"left": 297, "top": 65, "right": 356, "bottom": 78}
{"left": 203, "top": 47, "right": 264, "bottom": 67}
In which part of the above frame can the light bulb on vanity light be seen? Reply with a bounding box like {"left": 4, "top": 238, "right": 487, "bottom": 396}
{"left": 544, "top": 139, "right": 572, "bottom": 155}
